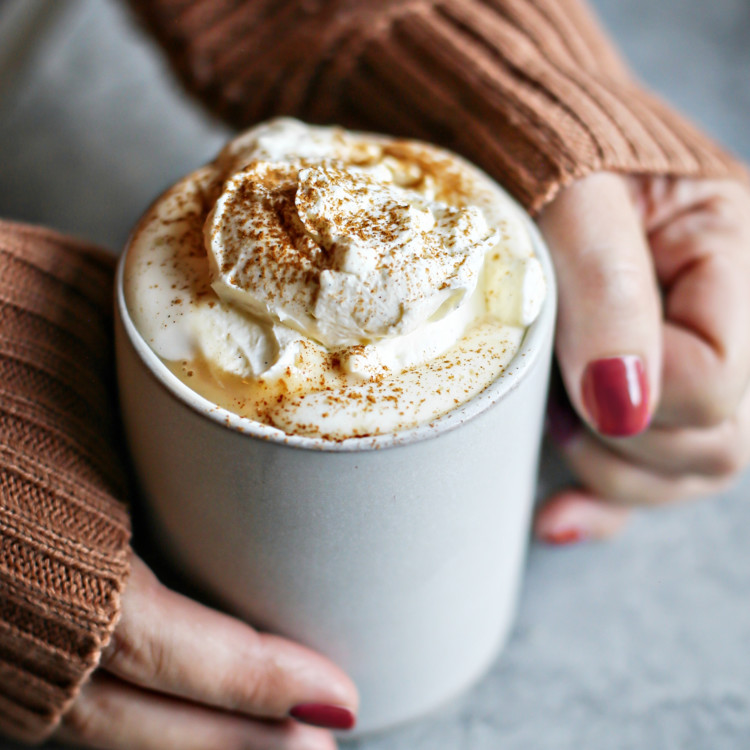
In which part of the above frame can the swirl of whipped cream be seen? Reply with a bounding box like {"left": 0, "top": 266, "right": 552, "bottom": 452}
{"left": 205, "top": 159, "right": 497, "bottom": 349}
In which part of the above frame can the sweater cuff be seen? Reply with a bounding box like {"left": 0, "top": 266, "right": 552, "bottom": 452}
{"left": 127, "top": 0, "right": 745, "bottom": 213}
{"left": 0, "top": 221, "right": 131, "bottom": 743}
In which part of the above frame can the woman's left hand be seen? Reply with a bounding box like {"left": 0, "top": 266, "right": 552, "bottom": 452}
{"left": 534, "top": 172, "right": 750, "bottom": 543}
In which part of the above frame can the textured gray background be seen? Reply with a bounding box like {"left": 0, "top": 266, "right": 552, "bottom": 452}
{"left": 1, "top": 1, "right": 749, "bottom": 748}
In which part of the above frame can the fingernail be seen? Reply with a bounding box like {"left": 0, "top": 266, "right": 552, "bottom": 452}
{"left": 290, "top": 703, "right": 357, "bottom": 731}
{"left": 546, "top": 391, "right": 581, "bottom": 446}
{"left": 539, "top": 527, "right": 589, "bottom": 546}
{"left": 581, "top": 356, "right": 650, "bottom": 437}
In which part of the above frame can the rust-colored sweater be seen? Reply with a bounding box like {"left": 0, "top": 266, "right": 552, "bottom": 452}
{"left": 0, "top": 0, "right": 742, "bottom": 742}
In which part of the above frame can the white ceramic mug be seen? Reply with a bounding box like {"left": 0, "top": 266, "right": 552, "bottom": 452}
{"left": 115, "top": 210, "right": 556, "bottom": 736}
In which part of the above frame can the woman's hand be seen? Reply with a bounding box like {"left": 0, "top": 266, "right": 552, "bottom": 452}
{"left": 55, "top": 555, "right": 358, "bottom": 750}
{"left": 535, "top": 172, "right": 750, "bottom": 543}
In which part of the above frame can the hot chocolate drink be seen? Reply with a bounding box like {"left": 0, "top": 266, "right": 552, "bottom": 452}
{"left": 123, "top": 118, "right": 545, "bottom": 439}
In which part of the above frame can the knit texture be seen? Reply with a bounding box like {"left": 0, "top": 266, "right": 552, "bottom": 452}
{"left": 0, "top": 221, "right": 131, "bottom": 743}
{"left": 128, "top": 0, "right": 744, "bottom": 213}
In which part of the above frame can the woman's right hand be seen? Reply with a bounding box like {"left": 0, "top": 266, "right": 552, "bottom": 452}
{"left": 55, "top": 554, "right": 358, "bottom": 750}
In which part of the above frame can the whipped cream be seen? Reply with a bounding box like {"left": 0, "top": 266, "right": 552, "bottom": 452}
{"left": 124, "top": 119, "right": 546, "bottom": 439}
{"left": 207, "top": 161, "right": 495, "bottom": 347}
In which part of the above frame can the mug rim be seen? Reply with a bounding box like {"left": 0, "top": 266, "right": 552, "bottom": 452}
{"left": 115, "top": 199, "right": 556, "bottom": 454}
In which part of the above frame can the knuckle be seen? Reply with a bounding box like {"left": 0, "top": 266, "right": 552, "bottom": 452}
{"left": 210, "top": 633, "right": 286, "bottom": 714}
{"left": 145, "top": 632, "right": 171, "bottom": 684}
{"left": 104, "top": 617, "right": 171, "bottom": 686}
{"left": 668, "top": 352, "right": 741, "bottom": 429}
{"left": 577, "top": 257, "right": 650, "bottom": 311}
{"left": 241, "top": 649, "right": 285, "bottom": 712}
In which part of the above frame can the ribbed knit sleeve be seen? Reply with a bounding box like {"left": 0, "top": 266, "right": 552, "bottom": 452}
{"left": 0, "top": 221, "right": 131, "bottom": 743}
{"left": 127, "top": 0, "right": 744, "bottom": 213}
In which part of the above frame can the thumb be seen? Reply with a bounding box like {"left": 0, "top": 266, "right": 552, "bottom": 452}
{"left": 538, "top": 173, "right": 661, "bottom": 437}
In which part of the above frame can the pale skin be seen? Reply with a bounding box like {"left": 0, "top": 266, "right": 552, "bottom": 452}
{"left": 55, "top": 173, "right": 750, "bottom": 749}
{"left": 536, "top": 173, "right": 750, "bottom": 541}
{"left": 56, "top": 555, "right": 358, "bottom": 750}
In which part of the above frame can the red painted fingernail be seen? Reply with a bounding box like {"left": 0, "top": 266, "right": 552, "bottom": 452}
{"left": 581, "top": 356, "right": 650, "bottom": 437}
{"left": 540, "top": 527, "right": 588, "bottom": 546}
{"left": 546, "top": 391, "right": 581, "bottom": 446}
{"left": 289, "top": 703, "right": 357, "bottom": 731}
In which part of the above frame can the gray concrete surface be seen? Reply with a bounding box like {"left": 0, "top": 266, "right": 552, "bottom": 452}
{"left": 1, "top": 1, "right": 749, "bottom": 748}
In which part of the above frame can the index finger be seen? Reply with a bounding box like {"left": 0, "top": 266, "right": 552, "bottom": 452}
{"left": 102, "top": 556, "right": 358, "bottom": 730}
